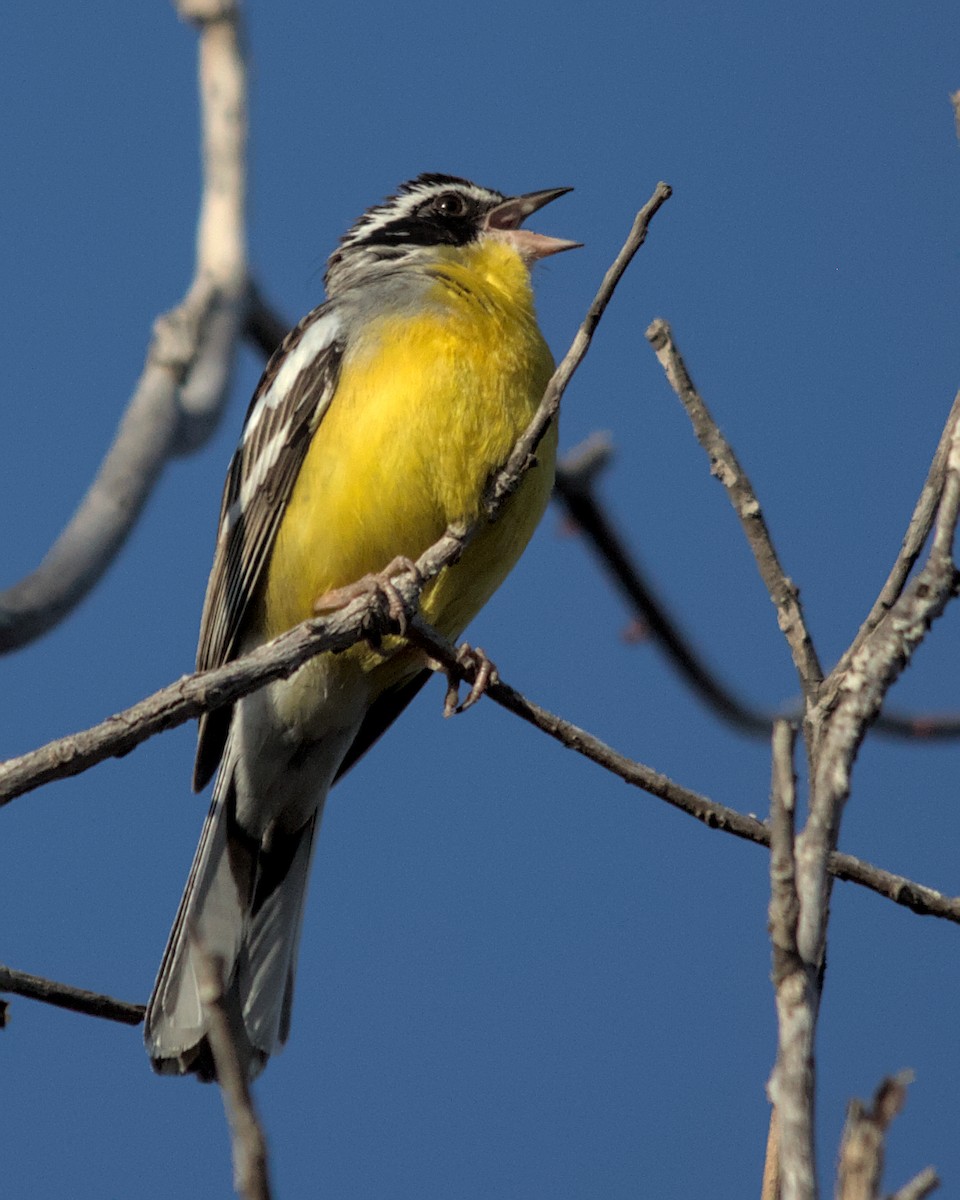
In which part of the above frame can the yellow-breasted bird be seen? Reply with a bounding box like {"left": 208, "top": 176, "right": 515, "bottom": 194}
{"left": 144, "top": 174, "right": 578, "bottom": 1079}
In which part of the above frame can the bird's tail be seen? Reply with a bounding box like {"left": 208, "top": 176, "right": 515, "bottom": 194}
{"left": 144, "top": 753, "right": 319, "bottom": 1081}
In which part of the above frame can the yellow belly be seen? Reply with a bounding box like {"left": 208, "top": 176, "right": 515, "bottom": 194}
{"left": 260, "top": 243, "right": 557, "bottom": 669}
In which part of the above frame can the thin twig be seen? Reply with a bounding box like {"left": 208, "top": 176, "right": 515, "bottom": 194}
{"left": 0, "top": 589, "right": 396, "bottom": 806}
{"left": 556, "top": 435, "right": 960, "bottom": 742}
{"left": 645, "top": 318, "right": 823, "bottom": 701}
{"left": 2, "top": 598, "right": 959, "bottom": 927}
{"left": 404, "top": 614, "right": 960, "bottom": 920}
{"left": 0, "top": 963, "right": 144, "bottom": 1025}
{"left": 888, "top": 1166, "right": 940, "bottom": 1200}
{"left": 195, "top": 946, "right": 273, "bottom": 1200}
{"left": 796, "top": 412, "right": 960, "bottom": 974}
{"left": 835, "top": 392, "right": 960, "bottom": 679}
{"left": 486, "top": 182, "right": 672, "bottom": 513}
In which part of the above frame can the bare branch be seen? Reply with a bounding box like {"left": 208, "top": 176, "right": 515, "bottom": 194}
{"left": 195, "top": 946, "right": 273, "bottom": 1200}
{"left": 0, "top": 589, "right": 395, "bottom": 807}
{"left": 951, "top": 90, "right": 960, "bottom": 142}
{"left": 761, "top": 1107, "right": 781, "bottom": 1200}
{"left": 797, "top": 412, "right": 960, "bottom": 972}
{"left": 837, "top": 392, "right": 960, "bottom": 677}
{"left": 645, "top": 318, "right": 823, "bottom": 700}
{"left": 887, "top": 1167, "right": 940, "bottom": 1200}
{"left": 766, "top": 721, "right": 817, "bottom": 1200}
{"left": 556, "top": 434, "right": 960, "bottom": 742}
{"left": 486, "top": 182, "right": 672, "bottom": 514}
{"left": 0, "top": 0, "right": 249, "bottom": 653}
{"left": 555, "top": 435, "right": 778, "bottom": 737}
{"left": 3, "top": 597, "right": 960, "bottom": 930}
{"left": 0, "top": 962, "right": 144, "bottom": 1026}
{"left": 836, "top": 1074, "right": 913, "bottom": 1200}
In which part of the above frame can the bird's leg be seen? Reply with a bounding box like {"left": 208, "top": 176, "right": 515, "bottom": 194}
{"left": 442, "top": 643, "right": 500, "bottom": 717}
{"left": 313, "top": 556, "right": 424, "bottom": 637}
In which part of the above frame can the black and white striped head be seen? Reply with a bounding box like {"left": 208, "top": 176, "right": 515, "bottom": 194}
{"left": 324, "top": 173, "right": 577, "bottom": 294}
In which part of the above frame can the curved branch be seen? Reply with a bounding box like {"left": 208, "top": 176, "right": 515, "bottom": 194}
{"left": 0, "top": 0, "right": 249, "bottom": 654}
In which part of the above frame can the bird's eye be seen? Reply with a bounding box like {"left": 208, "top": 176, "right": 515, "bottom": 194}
{"left": 432, "top": 191, "right": 469, "bottom": 219}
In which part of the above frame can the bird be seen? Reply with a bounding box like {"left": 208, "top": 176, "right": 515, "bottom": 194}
{"left": 144, "top": 173, "right": 578, "bottom": 1080}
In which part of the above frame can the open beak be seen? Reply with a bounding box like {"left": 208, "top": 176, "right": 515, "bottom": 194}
{"left": 484, "top": 186, "right": 581, "bottom": 262}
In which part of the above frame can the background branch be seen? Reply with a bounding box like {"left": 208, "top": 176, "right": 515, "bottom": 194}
{"left": 0, "top": 963, "right": 144, "bottom": 1025}
{"left": 554, "top": 436, "right": 776, "bottom": 735}
{"left": 555, "top": 434, "right": 960, "bottom": 742}
{"left": 195, "top": 946, "right": 274, "bottom": 1200}
{"left": 0, "top": 0, "right": 250, "bottom": 654}
{"left": 645, "top": 318, "right": 824, "bottom": 701}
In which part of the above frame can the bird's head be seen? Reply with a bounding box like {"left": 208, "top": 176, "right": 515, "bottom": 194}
{"left": 325, "top": 173, "right": 578, "bottom": 294}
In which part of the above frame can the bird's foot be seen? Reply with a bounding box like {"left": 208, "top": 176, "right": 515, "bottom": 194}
{"left": 314, "top": 557, "right": 423, "bottom": 638}
{"left": 443, "top": 643, "right": 499, "bottom": 717}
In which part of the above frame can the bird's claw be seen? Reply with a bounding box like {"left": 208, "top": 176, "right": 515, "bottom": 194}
{"left": 314, "top": 556, "right": 423, "bottom": 638}
{"left": 443, "top": 643, "right": 499, "bottom": 717}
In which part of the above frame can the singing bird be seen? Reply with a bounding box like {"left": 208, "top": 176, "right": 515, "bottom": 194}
{"left": 144, "top": 174, "right": 578, "bottom": 1079}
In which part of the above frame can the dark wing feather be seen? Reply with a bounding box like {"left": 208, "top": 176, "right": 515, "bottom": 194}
{"left": 193, "top": 303, "right": 346, "bottom": 791}
{"left": 333, "top": 670, "right": 432, "bottom": 783}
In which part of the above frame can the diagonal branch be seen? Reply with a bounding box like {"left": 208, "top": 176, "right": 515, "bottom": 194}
{"left": 645, "top": 318, "right": 823, "bottom": 701}
{"left": 796, "top": 409, "right": 960, "bottom": 973}
{"left": 555, "top": 436, "right": 960, "bottom": 743}
{"left": 486, "top": 181, "right": 672, "bottom": 513}
{"left": 835, "top": 392, "right": 960, "bottom": 679}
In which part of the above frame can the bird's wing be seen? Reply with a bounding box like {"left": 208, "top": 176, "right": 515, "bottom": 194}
{"left": 333, "top": 669, "right": 433, "bottom": 783}
{"left": 193, "top": 304, "right": 346, "bottom": 791}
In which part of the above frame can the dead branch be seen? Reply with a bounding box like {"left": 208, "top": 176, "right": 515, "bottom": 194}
{"left": 645, "top": 318, "right": 823, "bottom": 701}
{"left": 554, "top": 435, "right": 960, "bottom": 742}
{"left": 0, "top": 0, "right": 249, "bottom": 653}
{"left": 0, "top": 962, "right": 144, "bottom": 1025}
{"left": 835, "top": 1074, "right": 936, "bottom": 1200}
{"left": 888, "top": 1167, "right": 940, "bottom": 1200}
{"left": 766, "top": 721, "right": 816, "bottom": 1200}
{"left": 486, "top": 181, "right": 672, "bottom": 514}
{"left": 835, "top": 392, "right": 960, "bottom": 680}
{"left": 195, "top": 945, "right": 273, "bottom": 1200}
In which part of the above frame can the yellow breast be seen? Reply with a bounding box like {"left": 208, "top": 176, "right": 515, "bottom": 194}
{"left": 260, "top": 238, "right": 557, "bottom": 656}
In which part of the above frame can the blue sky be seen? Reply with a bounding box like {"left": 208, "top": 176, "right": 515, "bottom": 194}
{"left": 3, "top": 3, "right": 960, "bottom": 1197}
